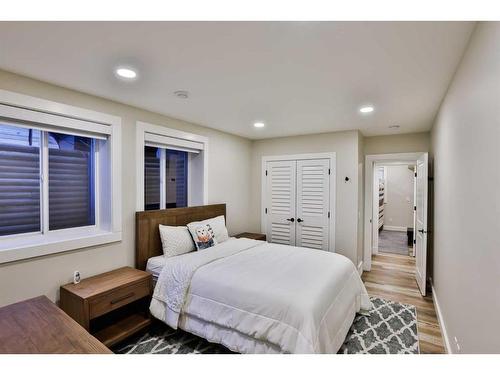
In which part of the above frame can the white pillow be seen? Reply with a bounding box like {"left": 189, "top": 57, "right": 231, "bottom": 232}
{"left": 158, "top": 225, "right": 195, "bottom": 258}
{"left": 187, "top": 215, "right": 229, "bottom": 245}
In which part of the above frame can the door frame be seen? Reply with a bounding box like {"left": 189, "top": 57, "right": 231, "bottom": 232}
{"left": 261, "top": 152, "right": 336, "bottom": 252}
{"left": 364, "top": 152, "right": 427, "bottom": 271}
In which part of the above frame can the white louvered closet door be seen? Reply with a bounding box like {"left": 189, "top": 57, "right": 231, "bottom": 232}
{"left": 296, "top": 159, "right": 330, "bottom": 250}
{"left": 265, "top": 160, "right": 297, "bottom": 245}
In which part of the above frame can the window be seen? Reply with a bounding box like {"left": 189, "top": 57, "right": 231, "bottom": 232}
{"left": 0, "top": 123, "right": 99, "bottom": 236}
{"left": 0, "top": 124, "right": 41, "bottom": 236}
{"left": 48, "top": 132, "right": 96, "bottom": 230}
{"left": 144, "top": 147, "right": 188, "bottom": 210}
{"left": 144, "top": 146, "right": 161, "bottom": 210}
{"left": 0, "top": 89, "right": 122, "bottom": 264}
{"left": 136, "top": 121, "right": 207, "bottom": 211}
{"left": 165, "top": 149, "right": 188, "bottom": 208}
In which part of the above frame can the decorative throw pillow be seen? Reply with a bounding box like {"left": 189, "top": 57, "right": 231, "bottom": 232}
{"left": 187, "top": 215, "right": 229, "bottom": 244}
{"left": 158, "top": 225, "right": 196, "bottom": 258}
{"left": 187, "top": 223, "right": 218, "bottom": 250}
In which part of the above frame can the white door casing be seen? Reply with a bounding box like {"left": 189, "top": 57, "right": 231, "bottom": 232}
{"left": 296, "top": 159, "right": 330, "bottom": 250}
{"left": 364, "top": 153, "right": 428, "bottom": 281}
{"left": 265, "top": 160, "right": 297, "bottom": 245}
{"left": 415, "top": 153, "right": 428, "bottom": 296}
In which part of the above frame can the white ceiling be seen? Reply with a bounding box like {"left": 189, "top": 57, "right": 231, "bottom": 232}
{"left": 0, "top": 22, "right": 475, "bottom": 139}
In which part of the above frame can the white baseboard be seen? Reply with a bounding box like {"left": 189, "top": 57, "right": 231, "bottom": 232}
{"left": 431, "top": 281, "right": 452, "bottom": 354}
{"left": 357, "top": 261, "right": 363, "bottom": 276}
{"left": 383, "top": 225, "right": 407, "bottom": 232}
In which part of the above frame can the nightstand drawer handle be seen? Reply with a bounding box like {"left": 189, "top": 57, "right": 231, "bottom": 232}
{"left": 110, "top": 292, "right": 135, "bottom": 305}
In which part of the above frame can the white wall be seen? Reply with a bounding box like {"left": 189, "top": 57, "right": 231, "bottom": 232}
{"left": 250, "top": 130, "right": 362, "bottom": 265}
{"left": 431, "top": 22, "right": 500, "bottom": 353}
{"left": 364, "top": 132, "right": 430, "bottom": 155}
{"left": 0, "top": 69, "right": 253, "bottom": 307}
{"left": 383, "top": 165, "right": 414, "bottom": 229}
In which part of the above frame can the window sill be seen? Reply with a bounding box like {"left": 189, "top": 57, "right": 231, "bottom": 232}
{"left": 0, "top": 229, "right": 122, "bottom": 264}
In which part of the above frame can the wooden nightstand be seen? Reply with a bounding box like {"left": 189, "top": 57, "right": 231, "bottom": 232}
{"left": 60, "top": 267, "right": 152, "bottom": 348}
{"left": 235, "top": 232, "right": 266, "bottom": 241}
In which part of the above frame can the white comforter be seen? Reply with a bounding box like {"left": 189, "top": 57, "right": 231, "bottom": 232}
{"left": 150, "top": 238, "right": 371, "bottom": 354}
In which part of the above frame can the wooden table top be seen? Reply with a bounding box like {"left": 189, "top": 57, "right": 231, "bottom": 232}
{"left": 234, "top": 232, "right": 266, "bottom": 240}
{"left": 0, "top": 295, "right": 112, "bottom": 354}
{"left": 61, "top": 266, "right": 150, "bottom": 299}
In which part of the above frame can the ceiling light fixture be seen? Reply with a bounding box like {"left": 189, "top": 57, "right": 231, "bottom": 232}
{"left": 115, "top": 67, "right": 137, "bottom": 80}
{"left": 359, "top": 105, "right": 374, "bottom": 114}
{"left": 174, "top": 90, "right": 189, "bottom": 99}
{"left": 389, "top": 125, "right": 400, "bottom": 129}
{"left": 253, "top": 122, "right": 265, "bottom": 128}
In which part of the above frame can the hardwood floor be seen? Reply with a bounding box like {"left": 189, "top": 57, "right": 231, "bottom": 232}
{"left": 362, "top": 252, "right": 446, "bottom": 354}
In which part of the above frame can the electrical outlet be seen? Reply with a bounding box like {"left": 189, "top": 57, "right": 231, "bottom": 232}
{"left": 454, "top": 336, "right": 461, "bottom": 352}
{"left": 73, "top": 270, "right": 81, "bottom": 284}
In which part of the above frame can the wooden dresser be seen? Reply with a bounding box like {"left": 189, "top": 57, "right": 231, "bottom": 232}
{"left": 60, "top": 267, "right": 152, "bottom": 348}
{"left": 0, "top": 296, "right": 111, "bottom": 353}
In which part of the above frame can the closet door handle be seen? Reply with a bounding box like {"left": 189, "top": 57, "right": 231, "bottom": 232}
{"left": 418, "top": 229, "right": 427, "bottom": 234}
{"left": 286, "top": 218, "right": 295, "bottom": 222}
{"left": 297, "top": 218, "right": 303, "bottom": 223}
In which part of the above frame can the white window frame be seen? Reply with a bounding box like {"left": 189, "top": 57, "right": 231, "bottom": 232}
{"left": 0, "top": 89, "right": 122, "bottom": 264}
{"left": 135, "top": 121, "right": 208, "bottom": 211}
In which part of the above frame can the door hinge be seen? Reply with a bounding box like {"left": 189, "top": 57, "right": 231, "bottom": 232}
{"left": 265, "top": 208, "right": 268, "bottom": 214}
{"left": 413, "top": 239, "right": 416, "bottom": 244}
{"left": 414, "top": 172, "right": 417, "bottom": 177}
{"left": 265, "top": 170, "right": 268, "bottom": 176}
{"left": 328, "top": 168, "right": 331, "bottom": 175}
{"left": 328, "top": 211, "right": 330, "bottom": 218}
{"left": 414, "top": 205, "right": 416, "bottom": 211}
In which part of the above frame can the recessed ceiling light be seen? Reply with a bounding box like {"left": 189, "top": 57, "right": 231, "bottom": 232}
{"left": 389, "top": 125, "right": 400, "bottom": 129}
{"left": 254, "top": 122, "right": 265, "bottom": 128}
{"left": 359, "top": 105, "right": 374, "bottom": 114}
{"left": 174, "top": 90, "right": 189, "bottom": 99}
{"left": 115, "top": 67, "right": 137, "bottom": 80}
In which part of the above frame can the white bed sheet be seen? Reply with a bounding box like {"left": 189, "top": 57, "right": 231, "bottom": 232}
{"left": 150, "top": 238, "right": 371, "bottom": 354}
{"left": 146, "top": 255, "right": 166, "bottom": 282}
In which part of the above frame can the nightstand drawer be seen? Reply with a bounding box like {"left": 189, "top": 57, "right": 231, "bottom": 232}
{"left": 89, "top": 280, "right": 150, "bottom": 319}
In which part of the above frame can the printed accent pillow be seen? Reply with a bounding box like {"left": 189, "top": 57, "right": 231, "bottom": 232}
{"left": 187, "top": 215, "right": 229, "bottom": 244}
{"left": 158, "top": 225, "right": 196, "bottom": 258}
{"left": 187, "top": 223, "right": 218, "bottom": 250}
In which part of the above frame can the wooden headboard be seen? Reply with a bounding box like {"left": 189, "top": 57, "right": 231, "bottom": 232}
{"left": 135, "top": 204, "right": 226, "bottom": 270}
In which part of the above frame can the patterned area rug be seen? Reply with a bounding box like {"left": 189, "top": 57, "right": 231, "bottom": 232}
{"left": 339, "top": 297, "right": 419, "bottom": 354}
{"left": 114, "top": 297, "right": 418, "bottom": 354}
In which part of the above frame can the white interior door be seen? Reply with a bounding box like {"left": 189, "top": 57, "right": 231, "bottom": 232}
{"left": 296, "top": 159, "right": 330, "bottom": 250}
{"left": 415, "top": 153, "right": 428, "bottom": 296}
{"left": 265, "top": 160, "right": 297, "bottom": 245}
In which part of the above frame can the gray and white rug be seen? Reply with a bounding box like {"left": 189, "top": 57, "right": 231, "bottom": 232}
{"left": 379, "top": 230, "right": 411, "bottom": 256}
{"left": 339, "top": 297, "right": 419, "bottom": 354}
{"left": 114, "top": 297, "right": 418, "bottom": 354}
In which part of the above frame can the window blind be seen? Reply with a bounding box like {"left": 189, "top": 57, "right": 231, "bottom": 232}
{"left": 48, "top": 133, "right": 95, "bottom": 230}
{"left": 0, "top": 140, "right": 41, "bottom": 236}
{"left": 144, "top": 146, "right": 160, "bottom": 210}
{"left": 0, "top": 104, "right": 110, "bottom": 140}
{"left": 144, "top": 132, "right": 203, "bottom": 154}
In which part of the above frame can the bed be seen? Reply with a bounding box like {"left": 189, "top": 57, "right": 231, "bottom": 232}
{"left": 136, "top": 204, "right": 371, "bottom": 354}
